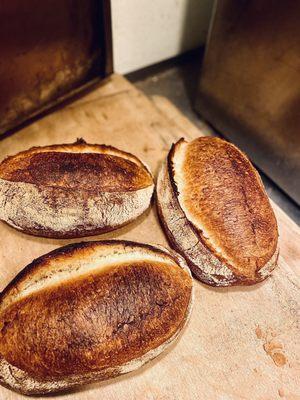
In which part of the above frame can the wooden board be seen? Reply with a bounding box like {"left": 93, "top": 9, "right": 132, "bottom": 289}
{"left": 0, "top": 74, "right": 299, "bottom": 400}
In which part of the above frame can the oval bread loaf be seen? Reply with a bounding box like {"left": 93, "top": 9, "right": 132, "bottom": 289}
{"left": 0, "top": 139, "right": 154, "bottom": 238}
{"left": 156, "top": 137, "right": 279, "bottom": 286}
{"left": 0, "top": 240, "right": 193, "bottom": 395}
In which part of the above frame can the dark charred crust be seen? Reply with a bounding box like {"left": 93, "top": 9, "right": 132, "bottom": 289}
{"left": 0, "top": 140, "right": 149, "bottom": 173}
{"left": 0, "top": 151, "right": 152, "bottom": 192}
{"left": 0, "top": 140, "right": 154, "bottom": 238}
{"left": 75, "top": 138, "right": 87, "bottom": 145}
{"left": 0, "top": 242, "right": 192, "bottom": 382}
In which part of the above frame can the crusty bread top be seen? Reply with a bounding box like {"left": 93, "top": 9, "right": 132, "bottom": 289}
{"left": 0, "top": 241, "right": 180, "bottom": 313}
{"left": 0, "top": 241, "right": 192, "bottom": 379}
{"left": 0, "top": 139, "right": 153, "bottom": 192}
{"left": 170, "top": 137, "right": 278, "bottom": 279}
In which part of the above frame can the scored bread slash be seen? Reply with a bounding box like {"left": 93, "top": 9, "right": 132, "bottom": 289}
{"left": 0, "top": 240, "right": 193, "bottom": 395}
{"left": 0, "top": 139, "right": 154, "bottom": 238}
{"left": 156, "top": 137, "right": 279, "bottom": 287}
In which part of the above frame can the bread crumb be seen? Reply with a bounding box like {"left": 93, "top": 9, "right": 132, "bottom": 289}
{"left": 255, "top": 326, "right": 263, "bottom": 339}
{"left": 272, "top": 352, "right": 286, "bottom": 367}
{"left": 256, "top": 327, "right": 287, "bottom": 367}
{"left": 263, "top": 341, "right": 283, "bottom": 352}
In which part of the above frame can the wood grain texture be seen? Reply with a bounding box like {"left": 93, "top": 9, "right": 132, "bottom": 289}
{"left": 0, "top": 74, "right": 299, "bottom": 399}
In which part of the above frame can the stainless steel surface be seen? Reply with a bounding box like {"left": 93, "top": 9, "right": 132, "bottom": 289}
{"left": 127, "top": 50, "right": 300, "bottom": 225}
{"left": 196, "top": 0, "right": 300, "bottom": 205}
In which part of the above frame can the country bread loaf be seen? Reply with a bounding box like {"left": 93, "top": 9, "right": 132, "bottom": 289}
{"left": 0, "top": 240, "right": 193, "bottom": 395}
{"left": 156, "top": 137, "right": 279, "bottom": 286}
{"left": 0, "top": 139, "right": 154, "bottom": 238}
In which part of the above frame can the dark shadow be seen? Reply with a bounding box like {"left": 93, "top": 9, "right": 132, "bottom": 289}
{"left": 0, "top": 75, "right": 111, "bottom": 143}
{"left": 177, "top": 48, "right": 205, "bottom": 108}
{"left": 0, "top": 0, "right": 111, "bottom": 140}
{"left": 178, "top": 0, "right": 213, "bottom": 107}
{"left": 126, "top": 48, "right": 208, "bottom": 134}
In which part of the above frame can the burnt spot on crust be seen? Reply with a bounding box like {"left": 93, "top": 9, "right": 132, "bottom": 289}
{"left": 0, "top": 260, "right": 192, "bottom": 379}
{"left": 0, "top": 152, "right": 153, "bottom": 192}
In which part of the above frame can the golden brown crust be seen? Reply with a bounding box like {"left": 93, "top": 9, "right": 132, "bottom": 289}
{"left": 0, "top": 241, "right": 184, "bottom": 308}
{"left": 0, "top": 140, "right": 154, "bottom": 238}
{"left": 173, "top": 137, "right": 278, "bottom": 279}
{"left": 0, "top": 139, "right": 153, "bottom": 192}
{"left": 156, "top": 137, "right": 279, "bottom": 286}
{"left": 0, "top": 241, "right": 193, "bottom": 389}
{"left": 0, "top": 262, "right": 190, "bottom": 378}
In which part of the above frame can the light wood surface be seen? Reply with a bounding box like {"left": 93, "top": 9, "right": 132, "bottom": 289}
{"left": 0, "top": 74, "right": 299, "bottom": 400}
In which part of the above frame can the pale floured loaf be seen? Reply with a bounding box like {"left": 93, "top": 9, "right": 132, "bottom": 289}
{"left": 156, "top": 137, "right": 279, "bottom": 286}
{"left": 0, "top": 240, "right": 193, "bottom": 395}
{"left": 0, "top": 139, "right": 154, "bottom": 238}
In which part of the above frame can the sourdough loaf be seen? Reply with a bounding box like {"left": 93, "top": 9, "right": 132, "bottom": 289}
{"left": 0, "top": 240, "right": 193, "bottom": 395}
{"left": 0, "top": 139, "right": 154, "bottom": 238}
{"left": 156, "top": 137, "right": 279, "bottom": 286}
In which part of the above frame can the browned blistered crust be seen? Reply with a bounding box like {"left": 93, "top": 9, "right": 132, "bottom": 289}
{"left": 157, "top": 137, "right": 279, "bottom": 286}
{"left": 0, "top": 140, "right": 154, "bottom": 238}
{"left": 0, "top": 139, "right": 153, "bottom": 192}
{"left": 179, "top": 137, "right": 278, "bottom": 277}
{"left": 0, "top": 241, "right": 193, "bottom": 393}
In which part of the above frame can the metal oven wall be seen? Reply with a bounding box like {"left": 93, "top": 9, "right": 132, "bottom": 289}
{"left": 196, "top": 0, "right": 300, "bottom": 204}
{"left": 0, "top": 0, "right": 111, "bottom": 135}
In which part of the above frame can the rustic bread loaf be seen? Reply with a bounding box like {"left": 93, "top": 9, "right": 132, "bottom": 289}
{"left": 0, "top": 139, "right": 154, "bottom": 238}
{"left": 156, "top": 137, "right": 279, "bottom": 286}
{"left": 0, "top": 240, "right": 193, "bottom": 395}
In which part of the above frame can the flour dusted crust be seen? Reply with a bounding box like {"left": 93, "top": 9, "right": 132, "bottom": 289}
{"left": 156, "top": 137, "right": 279, "bottom": 286}
{"left": 0, "top": 240, "right": 193, "bottom": 395}
{"left": 0, "top": 139, "right": 154, "bottom": 238}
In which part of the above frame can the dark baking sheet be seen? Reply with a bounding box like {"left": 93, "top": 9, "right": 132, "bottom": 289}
{"left": 0, "top": 0, "right": 112, "bottom": 136}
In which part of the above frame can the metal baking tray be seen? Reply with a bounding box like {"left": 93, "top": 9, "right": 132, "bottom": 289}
{"left": 195, "top": 0, "right": 300, "bottom": 205}
{"left": 0, "top": 0, "right": 112, "bottom": 136}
